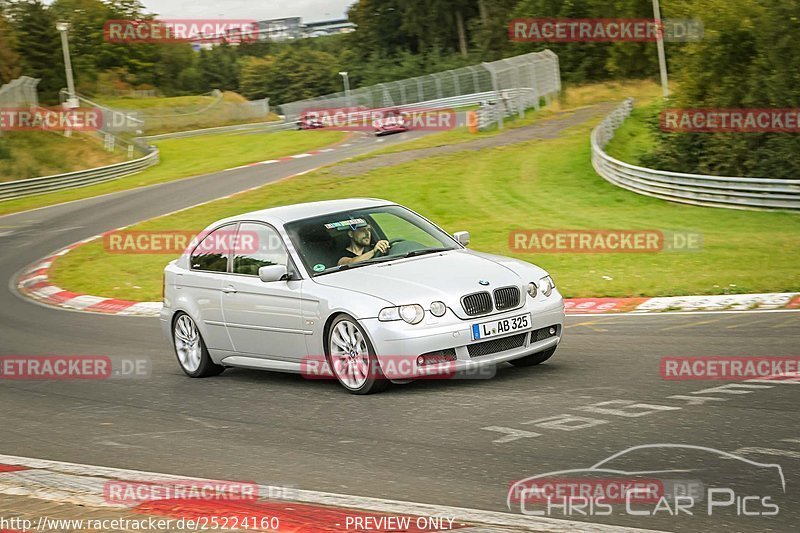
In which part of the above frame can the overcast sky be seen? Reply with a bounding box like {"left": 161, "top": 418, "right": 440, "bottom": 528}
{"left": 139, "top": 0, "right": 357, "bottom": 23}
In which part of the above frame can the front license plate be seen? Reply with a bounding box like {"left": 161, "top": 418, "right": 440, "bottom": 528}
{"left": 471, "top": 313, "right": 531, "bottom": 341}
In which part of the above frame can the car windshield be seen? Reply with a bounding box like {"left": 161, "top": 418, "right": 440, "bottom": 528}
{"left": 284, "top": 205, "right": 459, "bottom": 276}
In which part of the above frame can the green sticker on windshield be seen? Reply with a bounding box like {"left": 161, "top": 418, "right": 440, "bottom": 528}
{"left": 313, "top": 263, "right": 325, "bottom": 272}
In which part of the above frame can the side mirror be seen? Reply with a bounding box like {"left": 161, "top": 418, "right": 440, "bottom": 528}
{"left": 259, "top": 265, "right": 288, "bottom": 282}
{"left": 453, "top": 231, "right": 470, "bottom": 247}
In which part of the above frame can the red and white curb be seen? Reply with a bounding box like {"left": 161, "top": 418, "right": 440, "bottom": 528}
{"left": 17, "top": 248, "right": 800, "bottom": 319}
{"left": 564, "top": 293, "right": 800, "bottom": 314}
{"left": 228, "top": 148, "right": 338, "bottom": 170}
{"left": 17, "top": 239, "right": 162, "bottom": 316}
{"left": 0, "top": 454, "right": 660, "bottom": 532}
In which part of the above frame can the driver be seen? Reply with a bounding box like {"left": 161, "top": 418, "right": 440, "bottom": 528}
{"left": 338, "top": 224, "right": 390, "bottom": 265}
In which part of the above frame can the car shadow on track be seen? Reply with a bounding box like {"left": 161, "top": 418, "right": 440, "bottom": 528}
{"left": 211, "top": 361, "right": 565, "bottom": 396}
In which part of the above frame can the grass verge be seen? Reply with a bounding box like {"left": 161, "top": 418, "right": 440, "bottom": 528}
{"left": 0, "top": 132, "right": 126, "bottom": 183}
{"left": 604, "top": 102, "right": 659, "bottom": 164}
{"left": 95, "top": 92, "right": 279, "bottom": 135}
{"left": 50, "top": 96, "right": 800, "bottom": 301}
{"left": 0, "top": 129, "right": 347, "bottom": 217}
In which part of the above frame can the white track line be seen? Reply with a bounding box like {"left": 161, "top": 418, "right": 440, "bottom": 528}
{"left": 0, "top": 454, "right": 664, "bottom": 533}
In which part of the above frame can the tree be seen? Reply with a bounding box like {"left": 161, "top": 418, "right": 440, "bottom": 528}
{"left": 11, "top": 0, "right": 64, "bottom": 103}
{"left": 0, "top": 14, "right": 22, "bottom": 83}
{"left": 198, "top": 44, "right": 238, "bottom": 91}
{"left": 50, "top": 0, "right": 159, "bottom": 93}
{"left": 238, "top": 56, "right": 273, "bottom": 100}
{"left": 643, "top": 0, "right": 800, "bottom": 178}
{"left": 153, "top": 43, "right": 196, "bottom": 95}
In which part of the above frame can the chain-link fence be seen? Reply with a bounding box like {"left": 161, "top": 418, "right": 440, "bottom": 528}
{"left": 61, "top": 90, "right": 271, "bottom": 137}
{"left": 481, "top": 49, "right": 560, "bottom": 128}
{"left": 0, "top": 76, "right": 41, "bottom": 137}
{"left": 58, "top": 89, "right": 152, "bottom": 158}
{"left": 279, "top": 50, "right": 561, "bottom": 129}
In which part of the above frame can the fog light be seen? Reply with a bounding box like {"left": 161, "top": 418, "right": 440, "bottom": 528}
{"left": 430, "top": 301, "right": 446, "bottom": 317}
{"left": 549, "top": 327, "right": 556, "bottom": 335}
{"left": 417, "top": 356, "right": 425, "bottom": 366}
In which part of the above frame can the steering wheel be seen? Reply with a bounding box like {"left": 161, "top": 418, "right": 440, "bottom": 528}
{"left": 372, "top": 238, "right": 406, "bottom": 258}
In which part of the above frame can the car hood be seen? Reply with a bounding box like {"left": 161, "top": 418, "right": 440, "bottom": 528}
{"left": 312, "top": 249, "right": 537, "bottom": 319}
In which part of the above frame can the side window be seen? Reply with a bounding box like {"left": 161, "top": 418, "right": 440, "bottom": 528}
{"left": 190, "top": 224, "right": 234, "bottom": 272}
{"left": 233, "top": 223, "right": 289, "bottom": 276}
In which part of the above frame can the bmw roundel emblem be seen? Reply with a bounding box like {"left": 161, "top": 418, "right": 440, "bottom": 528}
{"left": 479, "top": 280, "right": 490, "bottom": 286}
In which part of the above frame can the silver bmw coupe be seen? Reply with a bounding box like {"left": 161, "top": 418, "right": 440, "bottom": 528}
{"left": 161, "top": 198, "right": 564, "bottom": 394}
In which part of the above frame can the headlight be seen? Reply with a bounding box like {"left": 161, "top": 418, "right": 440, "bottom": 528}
{"left": 527, "top": 282, "right": 538, "bottom": 298}
{"left": 430, "top": 301, "right": 446, "bottom": 317}
{"left": 379, "top": 304, "right": 425, "bottom": 324}
{"left": 400, "top": 304, "right": 425, "bottom": 324}
{"left": 539, "top": 276, "right": 555, "bottom": 297}
{"left": 378, "top": 307, "right": 400, "bottom": 321}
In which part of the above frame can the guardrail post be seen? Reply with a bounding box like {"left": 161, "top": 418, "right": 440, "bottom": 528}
{"left": 482, "top": 62, "right": 503, "bottom": 129}
{"left": 512, "top": 67, "right": 524, "bottom": 118}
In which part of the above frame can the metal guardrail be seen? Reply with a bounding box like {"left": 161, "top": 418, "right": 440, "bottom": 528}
{"left": 0, "top": 147, "right": 159, "bottom": 202}
{"left": 591, "top": 99, "right": 800, "bottom": 211}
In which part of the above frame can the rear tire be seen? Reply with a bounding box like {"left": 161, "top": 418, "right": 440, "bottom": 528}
{"left": 172, "top": 312, "right": 225, "bottom": 378}
{"left": 509, "top": 346, "right": 557, "bottom": 368}
{"left": 326, "top": 314, "right": 388, "bottom": 395}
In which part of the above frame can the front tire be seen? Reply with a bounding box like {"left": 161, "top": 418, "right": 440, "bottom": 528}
{"left": 509, "top": 346, "right": 557, "bottom": 368}
{"left": 326, "top": 315, "right": 388, "bottom": 394}
{"left": 172, "top": 312, "right": 225, "bottom": 378}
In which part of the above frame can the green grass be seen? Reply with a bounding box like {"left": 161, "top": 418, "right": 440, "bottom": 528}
{"left": 51, "top": 107, "right": 800, "bottom": 302}
{"left": 0, "top": 129, "right": 347, "bottom": 217}
{"left": 94, "top": 92, "right": 279, "bottom": 135}
{"left": 604, "top": 103, "right": 659, "bottom": 164}
{"left": 95, "top": 94, "right": 218, "bottom": 110}
{"left": 0, "top": 132, "right": 126, "bottom": 183}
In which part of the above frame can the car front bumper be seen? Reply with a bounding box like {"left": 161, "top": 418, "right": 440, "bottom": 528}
{"left": 359, "top": 296, "right": 565, "bottom": 379}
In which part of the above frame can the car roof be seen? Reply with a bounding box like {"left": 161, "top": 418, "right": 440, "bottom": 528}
{"left": 214, "top": 198, "right": 396, "bottom": 226}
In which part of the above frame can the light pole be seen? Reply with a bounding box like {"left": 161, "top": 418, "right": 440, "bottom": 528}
{"left": 652, "top": 0, "right": 669, "bottom": 98}
{"left": 56, "top": 21, "right": 79, "bottom": 109}
{"left": 338, "top": 71, "right": 351, "bottom": 100}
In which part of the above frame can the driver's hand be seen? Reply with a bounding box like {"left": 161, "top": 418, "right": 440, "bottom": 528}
{"left": 373, "top": 240, "right": 390, "bottom": 254}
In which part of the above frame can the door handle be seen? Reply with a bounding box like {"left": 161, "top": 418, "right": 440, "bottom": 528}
{"left": 222, "top": 285, "right": 237, "bottom": 294}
